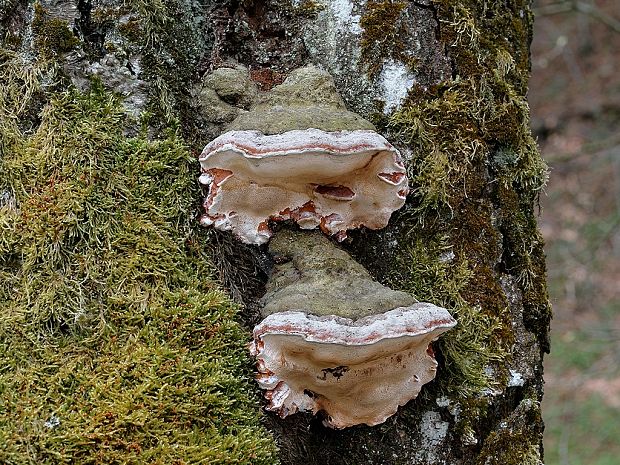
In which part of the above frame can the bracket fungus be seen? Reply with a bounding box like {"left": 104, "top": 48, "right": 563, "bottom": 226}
{"left": 250, "top": 231, "right": 457, "bottom": 429}
{"left": 250, "top": 307, "right": 455, "bottom": 429}
{"left": 199, "top": 128, "right": 408, "bottom": 244}
{"left": 198, "top": 65, "right": 456, "bottom": 429}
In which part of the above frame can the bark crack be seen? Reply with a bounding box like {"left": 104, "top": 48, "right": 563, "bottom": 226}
{"left": 74, "top": 0, "right": 107, "bottom": 58}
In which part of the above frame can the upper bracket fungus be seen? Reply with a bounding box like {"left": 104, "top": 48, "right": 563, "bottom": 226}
{"left": 199, "top": 128, "right": 408, "bottom": 244}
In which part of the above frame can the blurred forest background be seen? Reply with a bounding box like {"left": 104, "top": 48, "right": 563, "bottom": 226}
{"left": 530, "top": 1, "right": 620, "bottom": 464}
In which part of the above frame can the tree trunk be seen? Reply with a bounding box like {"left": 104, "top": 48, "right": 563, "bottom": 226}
{"left": 1, "top": 1, "right": 550, "bottom": 464}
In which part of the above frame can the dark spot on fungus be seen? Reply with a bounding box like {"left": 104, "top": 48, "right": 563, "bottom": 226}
{"left": 318, "top": 365, "right": 349, "bottom": 380}
{"left": 314, "top": 184, "right": 356, "bottom": 201}
{"left": 304, "top": 389, "right": 317, "bottom": 399}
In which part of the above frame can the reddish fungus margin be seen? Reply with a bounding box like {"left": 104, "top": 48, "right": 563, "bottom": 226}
{"left": 314, "top": 184, "right": 356, "bottom": 201}
{"left": 378, "top": 172, "right": 407, "bottom": 185}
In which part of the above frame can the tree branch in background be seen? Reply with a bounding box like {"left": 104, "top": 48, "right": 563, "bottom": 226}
{"left": 534, "top": 1, "right": 620, "bottom": 33}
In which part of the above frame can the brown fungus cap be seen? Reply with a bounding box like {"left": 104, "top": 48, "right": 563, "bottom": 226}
{"left": 249, "top": 305, "right": 457, "bottom": 429}
{"left": 198, "top": 128, "right": 408, "bottom": 244}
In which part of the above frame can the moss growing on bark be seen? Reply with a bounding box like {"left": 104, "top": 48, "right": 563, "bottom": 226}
{"left": 127, "top": 0, "right": 209, "bottom": 129}
{"left": 389, "top": 234, "right": 508, "bottom": 397}
{"left": 0, "top": 73, "right": 277, "bottom": 463}
{"left": 32, "top": 3, "right": 80, "bottom": 59}
{"left": 475, "top": 397, "right": 544, "bottom": 465}
{"left": 360, "top": 1, "right": 410, "bottom": 77}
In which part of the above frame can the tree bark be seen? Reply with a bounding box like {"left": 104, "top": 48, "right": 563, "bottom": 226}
{"left": 1, "top": 1, "right": 550, "bottom": 464}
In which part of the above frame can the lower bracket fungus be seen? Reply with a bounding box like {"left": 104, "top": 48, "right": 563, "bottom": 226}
{"left": 250, "top": 306, "right": 455, "bottom": 429}
{"left": 251, "top": 230, "right": 456, "bottom": 429}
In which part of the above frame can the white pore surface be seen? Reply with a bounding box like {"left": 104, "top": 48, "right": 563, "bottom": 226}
{"left": 250, "top": 304, "right": 457, "bottom": 429}
{"left": 199, "top": 129, "right": 408, "bottom": 244}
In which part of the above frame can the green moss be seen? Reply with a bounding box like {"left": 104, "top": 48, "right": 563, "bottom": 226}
{"left": 117, "top": 18, "right": 143, "bottom": 42}
{"left": 32, "top": 3, "right": 80, "bottom": 59}
{"left": 475, "top": 398, "right": 544, "bottom": 465}
{"left": 383, "top": 75, "right": 527, "bottom": 426}
{"left": 128, "top": 0, "right": 206, "bottom": 127}
{"left": 387, "top": 79, "right": 486, "bottom": 216}
{"left": 496, "top": 184, "right": 551, "bottom": 351}
{"left": 388, "top": 234, "right": 508, "bottom": 399}
{"left": 291, "top": 0, "right": 325, "bottom": 17}
{"left": 0, "top": 78, "right": 277, "bottom": 463}
{"left": 360, "top": 1, "right": 410, "bottom": 77}
{"left": 0, "top": 50, "right": 45, "bottom": 155}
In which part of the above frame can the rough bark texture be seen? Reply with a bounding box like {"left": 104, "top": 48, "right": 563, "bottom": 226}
{"left": 1, "top": 1, "right": 550, "bottom": 464}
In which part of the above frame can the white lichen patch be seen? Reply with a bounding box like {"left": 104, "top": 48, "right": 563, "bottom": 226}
{"left": 508, "top": 369, "right": 525, "bottom": 387}
{"left": 44, "top": 415, "right": 60, "bottom": 429}
{"left": 415, "top": 411, "right": 450, "bottom": 464}
{"left": 379, "top": 60, "right": 416, "bottom": 113}
{"left": 329, "top": 0, "right": 364, "bottom": 35}
{"left": 436, "top": 396, "right": 462, "bottom": 420}
{"left": 439, "top": 250, "right": 456, "bottom": 263}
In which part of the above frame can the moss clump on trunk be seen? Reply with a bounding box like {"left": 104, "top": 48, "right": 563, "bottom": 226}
{"left": 359, "top": 1, "right": 409, "bottom": 77}
{"left": 0, "top": 76, "right": 278, "bottom": 463}
{"left": 31, "top": 3, "right": 80, "bottom": 59}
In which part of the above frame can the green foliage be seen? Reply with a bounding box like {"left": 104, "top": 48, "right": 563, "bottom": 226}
{"left": 0, "top": 79, "right": 277, "bottom": 463}
{"left": 551, "top": 328, "right": 617, "bottom": 372}
{"left": 545, "top": 390, "right": 620, "bottom": 465}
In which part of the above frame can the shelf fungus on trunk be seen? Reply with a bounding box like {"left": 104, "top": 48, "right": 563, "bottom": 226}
{"left": 198, "top": 65, "right": 407, "bottom": 245}
{"left": 198, "top": 129, "right": 407, "bottom": 245}
{"left": 250, "top": 307, "right": 455, "bottom": 429}
{"left": 250, "top": 230, "right": 457, "bottom": 429}
{"left": 198, "top": 65, "right": 456, "bottom": 429}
